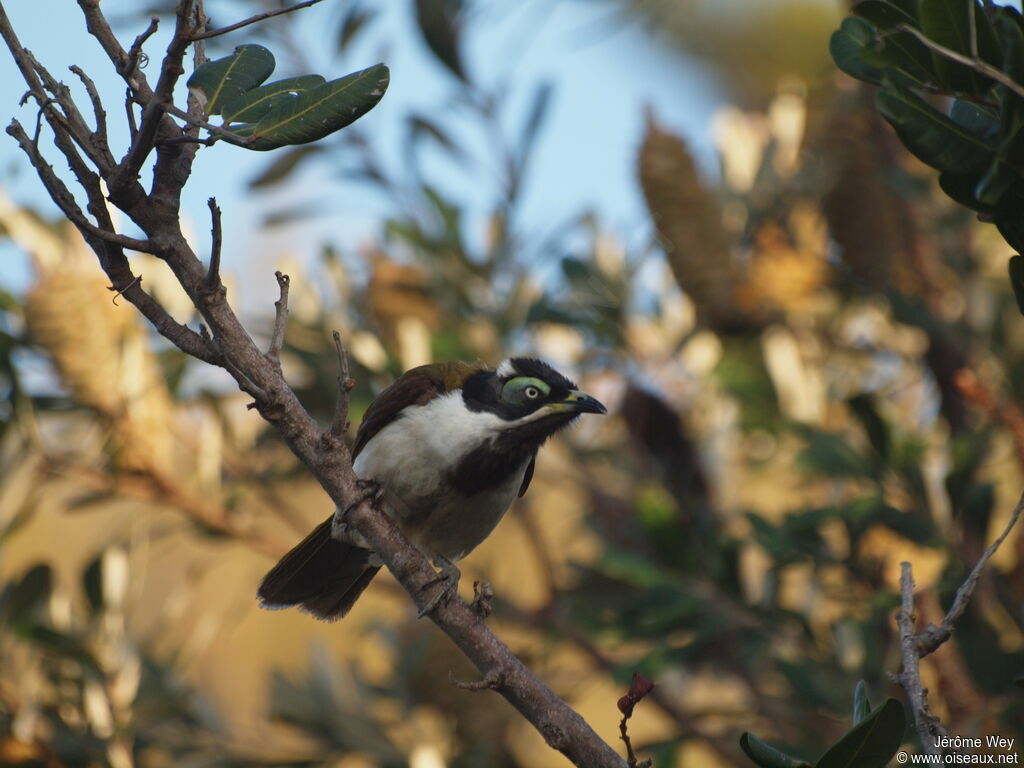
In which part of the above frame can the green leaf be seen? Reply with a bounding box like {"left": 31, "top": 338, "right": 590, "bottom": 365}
{"left": 876, "top": 79, "right": 994, "bottom": 173}
{"left": 852, "top": 1, "right": 918, "bottom": 30}
{"left": 938, "top": 170, "right": 992, "bottom": 212}
{"left": 817, "top": 698, "right": 906, "bottom": 768}
{"left": 230, "top": 64, "right": 390, "bottom": 151}
{"left": 221, "top": 75, "right": 326, "bottom": 124}
{"left": 919, "top": 0, "right": 993, "bottom": 91}
{"left": 0, "top": 564, "right": 52, "bottom": 625}
{"left": 975, "top": 153, "right": 1019, "bottom": 206}
{"left": 848, "top": 395, "right": 890, "bottom": 462}
{"left": 738, "top": 733, "right": 812, "bottom": 768}
{"left": 860, "top": 31, "right": 937, "bottom": 84}
{"left": 1008, "top": 255, "right": 1024, "bottom": 315}
{"left": 414, "top": 0, "right": 466, "bottom": 81}
{"left": 795, "top": 426, "right": 877, "bottom": 479}
{"left": 853, "top": 680, "right": 872, "bottom": 724}
{"left": 831, "top": 18, "right": 886, "bottom": 85}
{"left": 187, "top": 44, "right": 275, "bottom": 116}
{"left": 248, "top": 145, "right": 323, "bottom": 188}
{"left": 949, "top": 99, "right": 999, "bottom": 138}
{"left": 82, "top": 555, "right": 103, "bottom": 614}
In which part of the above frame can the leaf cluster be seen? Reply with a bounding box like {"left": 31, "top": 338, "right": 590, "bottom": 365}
{"left": 741, "top": 683, "right": 906, "bottom": 768}
{"left": 187, "top": 44, "right": 389, "bottom": 151}
{"left": 831, "top": 1, "right": 1024, "bottom": 306}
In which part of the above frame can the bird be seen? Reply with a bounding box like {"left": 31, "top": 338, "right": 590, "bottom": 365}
{"left": 257, "top": 356, "right": 607, "bottom": 621}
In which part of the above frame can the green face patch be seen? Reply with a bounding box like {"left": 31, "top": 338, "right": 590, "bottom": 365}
{"left": 500, "top": 376, "right": 550, "bottom": 408}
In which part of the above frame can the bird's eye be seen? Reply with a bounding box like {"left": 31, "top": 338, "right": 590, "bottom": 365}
{"left": 524, "top": 386, "right": 540, "bottom": 399}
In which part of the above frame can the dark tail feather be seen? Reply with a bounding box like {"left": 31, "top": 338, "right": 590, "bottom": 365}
{"left": 257, "top": 516, "right": 380, "bottom": 622}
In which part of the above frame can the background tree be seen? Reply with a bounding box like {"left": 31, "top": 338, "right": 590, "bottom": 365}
{"left": 1, "top": 1, "right": 1022, "bottom": 767}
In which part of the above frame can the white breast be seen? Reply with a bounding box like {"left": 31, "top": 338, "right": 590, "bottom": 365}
{"left": 352, "top": 391, "right": 506, "bottom": 503}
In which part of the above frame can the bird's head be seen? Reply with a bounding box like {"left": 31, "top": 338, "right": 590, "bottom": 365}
{"left": 460, "top": 357, "right": 606, "bottom": 444}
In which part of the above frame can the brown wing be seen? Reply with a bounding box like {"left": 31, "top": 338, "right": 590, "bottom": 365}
{"left": 352, "top": 362, "right": 485, "bottom": 460}
{"left": 518, "top": 454, "right": 536, "bottom": 497}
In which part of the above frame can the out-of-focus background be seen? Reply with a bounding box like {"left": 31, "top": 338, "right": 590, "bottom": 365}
{"left": 1, "top": 1, "right": 1022, "bottom": 766}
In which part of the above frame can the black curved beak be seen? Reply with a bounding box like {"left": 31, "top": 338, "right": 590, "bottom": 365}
{"left": 554, "top": 389, "right": 607, "bottom": 415}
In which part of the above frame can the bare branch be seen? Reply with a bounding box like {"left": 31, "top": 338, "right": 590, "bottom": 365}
{"left": 330, "top": 330, "right": 353, "bottom": 438}
{"left": 891, "top": 488, "right": 1023, "bottom": 754}
{"left": 8, "top": 123, "right": 212, "bottom": 361}
{"left": 190, "top": 0, "right": 328, "bottom": 41}
{"left": 892, "top": 563, "right": 948, "bottom": 756}
{"left": 267, "top": 271, "right": 290, "bottom": 366}
{"left": 6, "top": 119, "right": 152, "bottom": 252}
{"left": 896, "top": 24, "right": 1024, "bottom": 101}
{"left": 205, "top": 197, "right": 222, "bottom": 287}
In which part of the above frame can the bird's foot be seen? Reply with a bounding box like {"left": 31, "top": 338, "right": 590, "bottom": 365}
{"left": 417, "top": 556, "right": 461, "bottom": 618}
{"left": 332, "top": 480, "right": 386, "bottom": 542}
{"left": 342, "top": 479, "right": 385, "bottom": 515}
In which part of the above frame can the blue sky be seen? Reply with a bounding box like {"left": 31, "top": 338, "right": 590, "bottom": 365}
{"left": 0, "top": 1, "right": 723, "bottom": 304}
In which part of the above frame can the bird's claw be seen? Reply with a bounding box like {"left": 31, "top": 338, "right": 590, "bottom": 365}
{"left": 343, "top": 479, "right": 385, "bottom": 515}
{"left": 417, "top": 556, "right": 461, "bottom": 618}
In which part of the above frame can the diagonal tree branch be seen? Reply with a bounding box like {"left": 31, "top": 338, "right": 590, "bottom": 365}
{"left": 0, "top": 1, "right": 631, "bottom": 764}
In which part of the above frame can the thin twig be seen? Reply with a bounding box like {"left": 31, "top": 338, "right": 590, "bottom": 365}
{"left": 124, "top": 88, "right": 139, "bottom": 140}
{"left": 917, "top": 489, "right": 1024, "bottom": 655}
{"left": 189, "top": 0, "right": 327, "bottom": 41}
{"left": 163, "top": 102, "right": 255, "bottom": 146}
{"left": 192, "top": 0, "right": 208, "bottom": 66}
{"left": 330, "top": 330, "right": 354, "bottom": 438}
{"left": 449, "top": 668, "right": 504, "bottom": 691}
{"left": 267, "top": 272, "right": 290, "bottom": 367}
{"left": 205, "top": 197, "right": 222, "bottom": 287}
{"left": 69, "top": 64, "right": 107, "bottom": 147}
{"left": 896, "top": 24, "right": 1024, "bottom": 100}
{"left": 126, "top": 17, "right": 159, "bottom": 89}
{"left": 617, "top": 673, "right": 655, "bottom": 768}
{"left": 618, "top": 716, "right": 652, "bottom": 768}
{"left": 113, "top": 0, "right": 195, "bottom": 192}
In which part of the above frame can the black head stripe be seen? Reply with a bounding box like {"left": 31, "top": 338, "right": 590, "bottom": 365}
{"left": 507, "top": 357, "right": 576, "bottom": 401}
